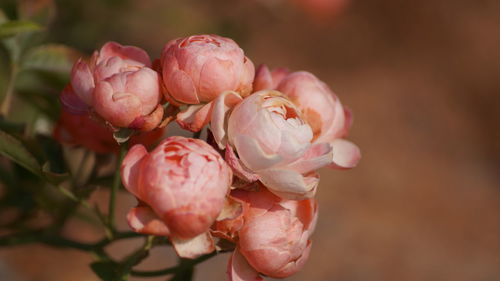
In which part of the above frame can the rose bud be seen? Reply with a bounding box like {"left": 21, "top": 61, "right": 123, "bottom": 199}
{"left": 252, "top": 64, "right": 289, "bottom": 92}
{"left": 121, "top": 136, "right": 232, "bottom": 258}
{"left": 276, "top": 71, "right": 361, "bottom": 169}
{"left": 160, "top": 34, "right": 255, "bottom": 132}
{"left": 56, "top": 85, "right": 165, "bottom": 153}
{"left": 220, "top": 187, "right": 317, "bottom": 280}
{"left": 211, "top": 90, "right": 334, "bottom": 199}
{"left": 68, "top": 41, "right": 163, "bottom": 131}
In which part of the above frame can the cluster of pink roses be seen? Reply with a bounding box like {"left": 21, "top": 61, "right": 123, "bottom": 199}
{"left": 62, "top": 34, "right": 360, "bottom": 280}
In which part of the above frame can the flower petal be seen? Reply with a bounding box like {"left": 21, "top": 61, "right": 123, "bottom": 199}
{"left": 176, "top": 103, "right": 213, "bottom": 132}
{"left": 328, "top": 139, "right": 361, "bottom": 169}
{"left": 253, "top": 64, "right": 273, "bottom": 92}
{"left": 225, "top": 144, "right": 260, "bottom": 182}
{"left": 127, "top": 204, "right": 170, "bottom": 236}
{"left": 129, "top": 104, "right": 164, "bottom": 132}
{"left": 258, "top": 169, "right": 319, "bottom": 200}
{"left": 92, "top": 81, "right": 142, "bottom": 128}
{"left": 233, "top": 134, "right": 282, "bottom": 171}
{"left": 286, "top": 142, "right": 333, "bottom": 173}
{"left": 71, "top": 59, "right": 94, "bottom": 105}
{"left": 216, "top": 196, "right": 243, "bottom": 221}
{"left": 171, "top": 231, "right": 215, "bottom": 259}
{"left": 121, "top": 144, "right": 148, "bottom": 196}
{"left": 59, "top": 84, "right": 89, "bottom": 114}
{"left": 99, "top": 41, "right": 151, "bottom": 67}
{"left": 210, "top": 91, "right": 243, "bottom": 149}
{"left": 227, "top": 248, "right": 263, "bottom": 281}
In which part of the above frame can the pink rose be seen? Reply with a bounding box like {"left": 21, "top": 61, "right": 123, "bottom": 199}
{"left": 121, "top": 136, "right": 232, "bottom": 258}
{"left": 56, "top": 85, "right": 165, "bottom": 153}
{"left": 213, "top": 90, "right": 334, "bottom": 199}
{"left": 160, "top": 34, "right": 255, "bottom": 132}
{"left": 218, "top": 187, "right": 317, "bottom": 280}
{"left": 276, "top": 71, "right": 361, "bottom": 169}
{"left": 161, "top": 34, "right": 254, "bottom": 104}
{"left": 68, "top": 41, "right": 163, "bottom": 131}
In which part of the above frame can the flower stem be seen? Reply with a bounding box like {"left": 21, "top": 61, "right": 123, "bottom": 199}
{"left": 130, "top": 252, "right": 216, "bottom": 277}
{"left": 193, "top": 129, "right": 202, "bottom": 139}
{"left": 1, "top": 63, "right": 18, "bottom": 117}
{"left": 108, "top": 142, "right": 129, "bottom": 236}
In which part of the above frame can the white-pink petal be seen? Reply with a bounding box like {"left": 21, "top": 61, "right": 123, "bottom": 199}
{"left": 328, "top": 139, "right": 361, "bottom": 169}
{"left": 258, "top": 169, "right": 318, "bottom": 200}
{"left": 171, "top": 231, "right": 215, "bottom": 259}
{"left": 211, "top": 91, "right": 243, "bottom": 149}
{"left": 233, "top": 135, "right": 283, "bottom": 171}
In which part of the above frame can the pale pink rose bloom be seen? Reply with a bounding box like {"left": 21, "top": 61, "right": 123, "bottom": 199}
{"left": 121, "top": 136, "right": 232, "bottom": 258}
{"left": 160, "top": 34, "right": 255, "bottom": 131}
{"left": 69, "top": 41, "right": 163, "bottom": 131}
{"left": 212, "top": 90, "right": 334, "bottom": 199}
{"left": 276, "top": 71, "right": 361, "bottom": 169}
{"left": 218, "top": 188, "right": 317, "bottom": 280}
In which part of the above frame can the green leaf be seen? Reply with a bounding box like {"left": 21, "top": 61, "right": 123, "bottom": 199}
{"left": 0, "top": 117, "right": 25, "bottom": 134}
{"left": 21, "top": 44, "right": 80, "bottom": 74}
{"left": 90, "top": 261, "right": 118, "bottom": 281}
{"left": 42, "top": 162, "right": 69, "bottom": 185}
{"left": 0, "top": 129, "right": 41, "bottom": 177}
{"left": 0, "top": 20, "right": 42, "bottom": 39}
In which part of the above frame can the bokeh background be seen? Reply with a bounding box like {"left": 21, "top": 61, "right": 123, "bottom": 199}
{"left": 1, "top": 0, "right": 500, "bottom": 280}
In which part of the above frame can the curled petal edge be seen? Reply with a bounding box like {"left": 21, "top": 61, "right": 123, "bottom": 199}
{"left": 127, "top": 204, "right": 170, "bottom": 236}
{"left": 129, "top": 104, "right": 164, "bottom": 132}
{"left": 258, "top": 169, "right": 319, "bottom": 200}
{"left": 327, "top": 139, "right": 361, "bottom": 169}
{"left": 176, "top": 103, "right": 213, "bottom": 132}
{"left": 211, "top": 91, "right": 243, "bottom": 149}
{"left": 70, "top": 59, "right": 95, "bottom": 105}
{"left": 225, "top": 144, "right": 260, "bottom": 183}
{"left": 120, "top": 144, "right": 148, "bottom": 196}
{"left": 227, "top": 248, "right": 263, "bottom": 281}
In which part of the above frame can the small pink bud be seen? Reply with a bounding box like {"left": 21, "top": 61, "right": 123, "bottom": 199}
{"left": 68, "top": 42, "right": 163, "bottom": 131}
{"left": 252, "top": 64, "right": 289, "bottom": 92}
{"left": 161, "top": 34, "right": 255, "bottom": 105}
{"left": 221, "top": 187, "right": 318, "bottom": 279}
{"left": 121, "top": 136, "right": 232, "bottom": 239}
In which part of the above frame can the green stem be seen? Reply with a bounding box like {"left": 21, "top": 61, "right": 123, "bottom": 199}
{"left": 130, "top": 252, "right": 216, "bottom": 277}
{"left": 192, "top": 129, "right": 202, "bottom": 139}
{"left": 0, "top": 230, "right": 143, "bottom": 251}
{"left": 117, "top": 235, "right": 155, "bottom": 280}
{"left": 1, "top": 63, "right": 18, "bottom": 117}
{"left": 108, "top": 142, "right": 128, "bottom": 236}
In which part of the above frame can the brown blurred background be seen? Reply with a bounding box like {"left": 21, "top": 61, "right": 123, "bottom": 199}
{"left": 1, "top": 0, "right": 500, "bottom": 280}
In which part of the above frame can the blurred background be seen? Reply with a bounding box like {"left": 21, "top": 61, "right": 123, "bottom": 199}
{"left": 1, "top": 0, "right": 499, "bottom": 280}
